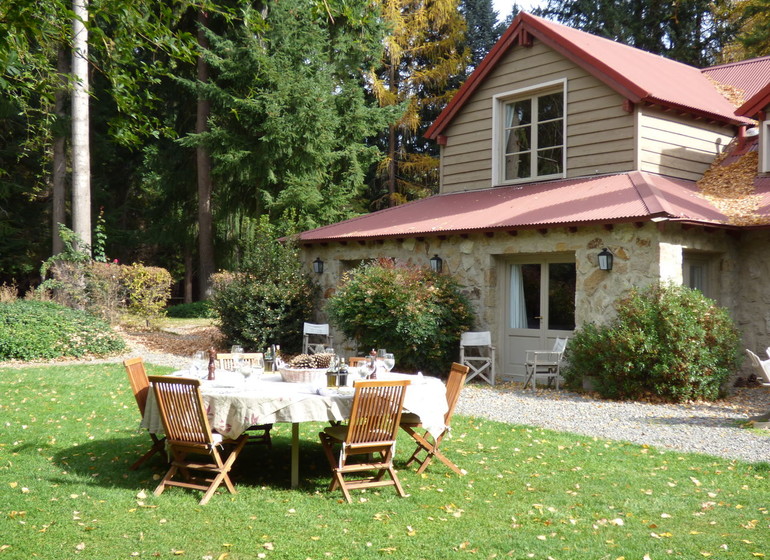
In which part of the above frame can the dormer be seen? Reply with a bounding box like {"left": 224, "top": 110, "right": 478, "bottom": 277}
{"left": 426, "top": 13, "right": 754, "bottom": 195}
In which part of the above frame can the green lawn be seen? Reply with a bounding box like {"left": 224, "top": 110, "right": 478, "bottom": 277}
{"left": 2, "top": 363, "right": 768, "bottom": 559}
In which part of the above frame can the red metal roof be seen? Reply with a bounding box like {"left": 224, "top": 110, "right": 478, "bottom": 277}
{"left": 737, "top": 81, "right": 770, "bottom": 118}
{"left": 297, "top": 172, "right": 749, "bottom": 244}
{"left": 703, "top": 56, "right": 770, "bottom": 103}
{"left": 426, "top": 13, "right": 752, "bottom": 140}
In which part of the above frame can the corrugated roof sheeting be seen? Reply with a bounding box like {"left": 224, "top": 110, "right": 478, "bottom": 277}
{"left": 298, "top": 173, "right": 739, "bottom": 243}
{"left": 703, "top": 56, "right": 770, "bottom": 101}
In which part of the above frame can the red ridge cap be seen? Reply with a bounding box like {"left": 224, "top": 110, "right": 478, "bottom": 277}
{"left": 628, "top": 171, "right": 672, "bottom": 217}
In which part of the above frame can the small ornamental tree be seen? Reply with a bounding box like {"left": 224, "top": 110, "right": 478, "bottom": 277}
{"left": 209, "top": 220, "right": 316, "bottom": 353}
{"left": 562, "top": 283, "right": 742, "bottom": 402}
{"left": 326, "top": 259, "right": 475, "bottom": 376}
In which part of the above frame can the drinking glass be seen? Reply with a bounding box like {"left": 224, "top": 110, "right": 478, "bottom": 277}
{"left": 191, "top": 351, "right": 206, "bottom": 377}
{"left": 361, "top": 359, "right": 376, "bottom": 379}
{"left": 383, "top": 353, "right": 395, "bottom": 372}
{"left": 230, "top": 345, "right": 243, "bottom": 371}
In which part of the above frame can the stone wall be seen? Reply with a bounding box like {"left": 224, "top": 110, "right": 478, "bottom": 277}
{"left": 301, "top": 222, "right": 762, "bottom": 375}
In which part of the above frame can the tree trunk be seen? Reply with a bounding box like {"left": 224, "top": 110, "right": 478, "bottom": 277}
{"left": 52, "top": 46, "right": 68, "bottom": 255}
{"left": 196, "top": 10, "right": 215, "bottom": 298}
{"left": 71, "top": 0, "right": 91, "bottom": 253}
{"left": 386, "top": 61, "right": 398, "bottom": 205}
{"left": 184, "top": 246, "right": 193, "bottom": 304}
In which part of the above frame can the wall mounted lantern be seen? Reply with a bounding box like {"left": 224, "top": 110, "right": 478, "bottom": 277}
{"left": 313, "top": 257, "right": 324, "bottom": 274}
{"left": 597, "top": 248, "right": 613, "bottom": 271}
{"left": 429, "top": 254, "right": 443, "bottom": 273}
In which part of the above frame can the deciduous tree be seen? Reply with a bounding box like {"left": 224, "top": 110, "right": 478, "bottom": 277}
{"left": 370, "top": 0, "right": 469, "bottom": 206}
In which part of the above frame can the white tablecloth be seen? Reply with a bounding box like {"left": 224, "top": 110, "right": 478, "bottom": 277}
{"left": 141, "top": 371, "right": 448, "bottom": 440}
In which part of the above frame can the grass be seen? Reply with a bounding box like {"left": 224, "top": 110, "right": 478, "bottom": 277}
{"left": 2, "top": 363, "right": 769, "bottom": 559}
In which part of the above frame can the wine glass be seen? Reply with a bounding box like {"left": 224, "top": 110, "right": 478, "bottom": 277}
{"left": 191, "top": 351, "right": 206, "bottom": 377}
{"left": 230, "top": 345, "right": 243, "bottom": 371}
{"left": 383, "top": 353, "right": 395, "bottom": 373}
{"left": 361, "top": 358, "right": 376, "bottom": 379}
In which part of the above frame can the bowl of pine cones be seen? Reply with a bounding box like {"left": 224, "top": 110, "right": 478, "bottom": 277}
{"left": 278, "top": 352, "right": 334, "bottom": 384}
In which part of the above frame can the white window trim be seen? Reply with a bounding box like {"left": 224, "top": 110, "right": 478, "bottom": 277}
{"left": 492, "top": 79, "right": 567, "bottom": 186}
{"left": 762, "top": 120, "right": 770, "bottom": 174}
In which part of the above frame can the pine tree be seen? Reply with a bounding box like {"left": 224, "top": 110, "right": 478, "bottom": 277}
{"left": 461, "top": 0, "right": 505, "bottom": 69}
{"left": 180, "top": 0, "right": 397, "bottom": 234}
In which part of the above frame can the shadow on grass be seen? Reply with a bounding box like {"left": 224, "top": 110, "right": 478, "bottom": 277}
{"left": 49, "top": 429, "right": 336, "bottom": 493}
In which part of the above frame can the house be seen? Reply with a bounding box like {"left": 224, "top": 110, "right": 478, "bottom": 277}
{"left": 296, "top": 12, "right": 770, "bottom": 382}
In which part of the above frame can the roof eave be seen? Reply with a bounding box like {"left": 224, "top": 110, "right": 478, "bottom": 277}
{"left": 298, "top": 214, "right": 741, "bottom": 246}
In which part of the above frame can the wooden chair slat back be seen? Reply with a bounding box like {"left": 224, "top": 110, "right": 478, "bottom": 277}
{"left": 216, "top": 352, "right": 264, "bottom": 371}
{"left": 148, "top": 376, "right": 213, "bottom": 445}
{"left": 124, "top": 357, "right": 150, "bottom": 417}
{"left": 347, "top": 380, "right": 409, "bottom": 445}
{"left": 444, "top": 363, "right": 469, "bottom": 426}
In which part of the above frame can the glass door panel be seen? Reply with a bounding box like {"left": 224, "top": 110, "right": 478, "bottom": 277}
{"left": 504, "top": 258, "right": 575, "bottom": 378}
{"left": 547, "top": 262, "right": 576, "bottom": 331}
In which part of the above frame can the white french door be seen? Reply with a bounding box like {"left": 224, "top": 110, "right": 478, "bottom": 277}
{"left": 503, "top": 255, "right": 575, "bottom": 378}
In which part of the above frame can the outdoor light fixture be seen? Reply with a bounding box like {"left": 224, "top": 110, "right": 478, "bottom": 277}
{"left": 429, "top": 254, "right": 443, "bottom": 273}
{"left": 597, "top": 248, "right": 613, "bottom": 271}
{"left": 313, "top": 257, "right": 324, "bottom": 274}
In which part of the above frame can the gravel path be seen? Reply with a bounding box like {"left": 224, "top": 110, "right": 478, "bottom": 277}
{"left": 456, "top": 383, "right": 770, "bottom": 464}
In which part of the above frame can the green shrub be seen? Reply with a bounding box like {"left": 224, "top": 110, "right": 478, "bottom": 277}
{"left": 562, "top": 284, "right": 741, "bottom": 402}
{"left": 0, "top": 300, "right": 126, "bottom": 360}
{"left": 39, "top": 226, "right": 172, "bottom": 327}
{"left": 209, "top": 220, "right": 316, "bottom": 352}
{"left": 120, "top": 263, "right": 173, "bottom": 327}
{"left": 326, "top": 259, "right": 475, "bottom": 376}
{"left": 166, "top": 301, "right": 216, "bottom": 319}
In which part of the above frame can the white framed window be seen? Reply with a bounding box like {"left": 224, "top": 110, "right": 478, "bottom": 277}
{"left": 492, "top": 80, "right": 566, "bottom": 185}
{"left": 762, "top": 121, "right": 770, "bottom": 174}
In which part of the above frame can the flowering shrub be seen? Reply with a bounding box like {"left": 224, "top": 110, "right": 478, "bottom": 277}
{"left": 326, "top": 259, "right": 475, "bottom": 375}
{"left": 562, "top": 284, "right": 741, "bottom": 402}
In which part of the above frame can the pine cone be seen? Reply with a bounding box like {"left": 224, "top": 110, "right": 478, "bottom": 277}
{"left": 312, "top": 353, "right": 334, "bottom": 369}
{"left": 289, "top": 353, "right": 314, "bottom": 368}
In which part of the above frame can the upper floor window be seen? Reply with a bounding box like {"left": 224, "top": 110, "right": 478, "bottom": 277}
{"left": 494, "top": 81, "right": 566, "bottom": 184}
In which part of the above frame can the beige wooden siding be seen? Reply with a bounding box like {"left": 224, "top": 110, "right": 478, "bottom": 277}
{"left": 440, "top": 41, "right": 636, "bottom": 194}
{"left": 638, "top": 110, "right": 735, "bottom": 181}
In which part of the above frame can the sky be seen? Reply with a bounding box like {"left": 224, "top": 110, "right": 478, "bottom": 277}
{"left": 492, "top": 0, "right": 547, "bottom": 20}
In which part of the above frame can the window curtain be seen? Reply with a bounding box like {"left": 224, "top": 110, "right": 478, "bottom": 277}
{"left": 509, "top": 264, "right": 528, "bottom": 328}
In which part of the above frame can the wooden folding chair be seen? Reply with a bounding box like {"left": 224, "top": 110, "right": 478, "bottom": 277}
{"left": 401, "top": 362, "right": 469, "bottom": 475}
{"left": 303, "top": 322, "right": 332, "bottom": 354}
{"left": 123, "top": 357, "right": 166, "bottom": 470}
{"left": 214, "top": 352, "right": 273, "bottom": 447}
{"left": 459, "top": 331, "right": 496, "bottom": 385}
{"left": 215, "top": 352, "right": 264, "bottom": 371}
{"left": 318, "top": 379, "right": 410, "bottom": 503}
{"left": 147, "top": 376, "right": 248, "bottom": 505}
{"left": 523, "top": 337, "right": 568, "bottom": 390}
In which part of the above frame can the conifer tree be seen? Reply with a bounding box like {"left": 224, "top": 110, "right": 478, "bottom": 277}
{"left": 536, "top": 0, "right": 735, "bottom": 66}
{"left": 721, "top": 0, "right": 770, "bottom": 60}
{"left": 461, "top": 0, "right": 505, "bottom": 69}
{"left": 370, "top": 0, "right": 470, "bottom": 206}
